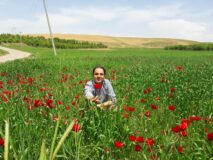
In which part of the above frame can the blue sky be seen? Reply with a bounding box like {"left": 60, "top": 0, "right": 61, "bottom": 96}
{"left": 0, "top": 0, "right": 213, "bottom": 42}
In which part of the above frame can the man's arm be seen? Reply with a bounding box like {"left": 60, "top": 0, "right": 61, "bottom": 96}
{"left": 106, "top": 80, "right": 116, "bottom": 105}
{"left": 84, "top": 82, "right": 100, "bottom": 104}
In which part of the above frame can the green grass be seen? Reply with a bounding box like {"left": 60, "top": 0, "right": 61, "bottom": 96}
{"left": 0, "top": 45, "right": 212, "bottom": 159}
{"left": 10, "top": 45, "right": 213, "bottom": 58}
{"left": 0, "top": 49, "right": 8, "bottom": 56}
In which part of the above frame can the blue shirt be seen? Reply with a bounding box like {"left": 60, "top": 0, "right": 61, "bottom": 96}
{"left": 84, "top": 79, "right": 116, "bottom": 104}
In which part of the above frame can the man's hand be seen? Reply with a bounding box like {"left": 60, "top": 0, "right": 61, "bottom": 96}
{"left": 100, "top": 100, "right": 113, "bottom": 110}
{"left": 90, "top": 96, "right": 100, "bottom": 104}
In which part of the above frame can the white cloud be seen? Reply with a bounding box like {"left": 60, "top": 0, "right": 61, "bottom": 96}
{"left": 55, "top": 4, "right": 182, "bottom": 24}
{"left": 0, "top": 18, "right": 48, "bottom": 33}
{"left": 148, "top": 19, "right": 207, "bottom": 41}
{"left": 59, "top": 7, "right": 116, "bottom": 21}
{"left": 121, "top": 4, "right": 182, "bottom": 23}
{"left": 0, "top": 3, "right": 213, "bottom": 42}
{"left": 36, "top": 13, "right": 80, "bottom": 26}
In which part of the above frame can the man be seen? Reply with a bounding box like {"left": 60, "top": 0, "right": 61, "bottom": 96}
{"left": 84, "top": 65, "right": 116, "bottom": 109}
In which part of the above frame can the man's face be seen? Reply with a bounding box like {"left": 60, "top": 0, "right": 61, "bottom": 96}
{"left": 93, "top": 68, "right": 105, "bottom": 83}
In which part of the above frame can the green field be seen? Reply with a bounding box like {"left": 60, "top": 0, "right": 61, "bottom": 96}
{"left": 0, "top": 46, "right": 213, "bottom": 159}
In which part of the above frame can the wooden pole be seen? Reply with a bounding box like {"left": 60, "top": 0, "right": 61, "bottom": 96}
{"left": 43, "top": 0, "right": 57, "bottom": 56}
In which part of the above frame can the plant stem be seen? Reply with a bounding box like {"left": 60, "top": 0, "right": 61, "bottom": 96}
{"left": 4, "top": 117, "right": 9, "bottom": 160}
{"left": 51, "top": 119, "right": 75, "bottom": 160}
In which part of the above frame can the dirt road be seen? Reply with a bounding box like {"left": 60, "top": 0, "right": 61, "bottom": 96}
{"left": 0, "top": 46, "right": 31, "bottom": 63}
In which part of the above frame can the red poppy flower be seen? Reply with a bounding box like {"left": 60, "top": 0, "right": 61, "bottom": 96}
{"left": 155, "top": 96, "right": 160, "bottom": 101}
{"left": 168, "top": 94, "right": 174, "bottom": 98}
{"left": 207, "top": 133, "right": 213, "bottom": 141}
{"left": 56, "top": 100, "right": 63, "bottom": 105}
{"left": 71, "top": 100, "right": 76, "bottom": 106}
{"left": 79, "top": 80, "right": 83, "bottom": 84}
{"left": 27, "top": 106, "right": 33, "bottom": 111}
{"left": 151, "top": 104, "right": 158, "bottom": 110}
{"left": 3, "top": 89, "right": 10, "bottom": 96}
{"left": 179, "top": 122, "right": 188, "bottom": 130}
{"left": 147, "top": 87, "right": 153, "bottom": 92}
{"left": 75, "top": 94, "right": 80, "bottom": 99}
{"left": 178, "top": 146, "right": 184, "bottom": 154}
{"left": 2, "top": 96, "right": 8, "bottom": 103}
{"left": 93, "top": 83, "right": 102, "bottom": 89}
{"left": 39, "top": 87, "right": 46, "bottom": 92}
{"left": 7, "top": 80, "right": 13, "bottom": 85}
{"left": 134, "top": 145, "right": 141, "bottom": 152}
{"left": 46, "top": 99, "right": 54, "bottom": 108}
{"left": 172, "top": 126, "right": 181, "bottom": 133}
{"left": 145, "top": 110, "right": 151, "bottom": 117}
{"left": 161, "top": 77, "right": 166, "bottom": 83}
{"left": 28, "top": 77, "right": 33, "bottom": 85}
{"left": 122, "top": 105, "right": 127, "bottom": 109}
{"left": 72, "top": 123, "right": 81, "bottom": 132}
{"left": 181, "top": 119, "right": 191, "bottom": 126}
{"left": 0, "top": 138, "right": 4, "bottom": 147}
{"left": 175, "top": 65, "right": 184, "bottom": 71}
{"left": 65, "top": 106, "right": 71, "bottom": 110}
{"left": 168, "top": 105, "right": 176, "bottom": 111}
{"left": 140, "top": 98, "right": 145, "bottom": 103}
{"left": 205, "top": 117, "right": 210, "bottom": 123}
{"left": 170, "top": 87, "right": 175, "bottom": 92}
{"left": 0, "top": 81, "right": 3, "bottom": 89}
{"left": 189, "top": 116, "right": 201, "bottom": 121}
{"left": 129, "top": 135, "right": 136, "bottom": 141}
{"left": 22, "top": 96, "right": 28, "bottom": 102}
{"left": 135, "top": 136, "right": 144, "bottom": 143}
{"left": 179, "top": 131, "right": 187, "bottom": 137}
{"left": 143, "top": 89, "right": 148, "bottom": 94}
{"left": 122, "top": 113, "right": 129, "bottom": 118}
{"left": 146, "top": 138, "right": 154, "bottom": 146}
{"left": 114, "top": 141, "right": 124, "bottom": 148}
{"left": 126, "top": 107, "right": 135, "bottom": 112}
{"left": 34, "top": 99, "right": 42, "bottom": 107}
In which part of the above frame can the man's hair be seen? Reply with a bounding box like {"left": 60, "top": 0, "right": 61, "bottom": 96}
{"left": 92, "top": 65, "right": 106, "bottom": 75}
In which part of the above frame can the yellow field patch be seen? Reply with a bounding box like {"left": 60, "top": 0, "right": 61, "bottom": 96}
{"left": 28, "top": 34, "right": 197, "bottom": 48}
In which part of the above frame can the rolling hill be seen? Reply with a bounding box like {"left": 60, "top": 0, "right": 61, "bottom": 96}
{"left": 30, "top": 34, "right": 198, "bottom": 48}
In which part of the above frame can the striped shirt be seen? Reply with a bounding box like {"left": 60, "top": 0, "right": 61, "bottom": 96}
{"left": 84, "top": 79, "right": 116, "bottom": 104}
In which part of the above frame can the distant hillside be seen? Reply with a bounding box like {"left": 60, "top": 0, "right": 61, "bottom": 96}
{"left": 30, "top": 34, "right": 198, "bottom": 48}
{"left": 0, "top": 34, "right": 107, "bottom": 49}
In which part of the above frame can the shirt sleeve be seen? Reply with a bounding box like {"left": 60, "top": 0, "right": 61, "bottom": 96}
{"left": 84, "top": 81, "right": 94, "bottom": 99}
{"left": 105, "top": 79, "right": 116, "bottom": 104}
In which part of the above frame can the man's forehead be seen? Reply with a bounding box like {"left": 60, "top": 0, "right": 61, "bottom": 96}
{"left": 94, "top": 68, "right": 104, "bottom": 72}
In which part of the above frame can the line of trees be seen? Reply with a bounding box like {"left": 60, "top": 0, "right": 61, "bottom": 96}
{"left": 0, "top": 34, "right": 107, "bottom": 49}
{"left": 165, "top": 43, "right": 213, "bottom": 51}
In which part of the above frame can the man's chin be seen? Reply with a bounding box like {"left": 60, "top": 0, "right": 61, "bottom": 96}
{"left": 95, "top": 80, "right": 103, "bottom": 83}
